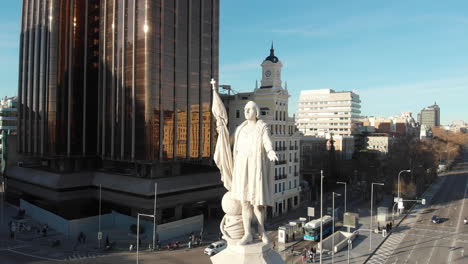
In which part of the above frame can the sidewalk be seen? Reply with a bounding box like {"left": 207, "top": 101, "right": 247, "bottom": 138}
{"left": 0, "top": 203, "right": 215, "bottom": 261}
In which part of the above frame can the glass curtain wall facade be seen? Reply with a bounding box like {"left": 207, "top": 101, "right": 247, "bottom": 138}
{"left": 98, "top": 0, "right": 218, "bottom": 161}
{"left": 18, "top": 0, "right": 218, "bottom": 163}
{"left": 18, "top": 0, "right": 100, "bottom": 157}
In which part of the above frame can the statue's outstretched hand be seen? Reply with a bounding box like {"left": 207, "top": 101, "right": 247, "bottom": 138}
{"left": 267, "top": 150, "right": 279, "bottom": 162}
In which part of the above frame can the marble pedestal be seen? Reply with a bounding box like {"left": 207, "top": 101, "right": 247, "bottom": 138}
{"left": 211, "top": 242, "right": 285, "bottom": 264}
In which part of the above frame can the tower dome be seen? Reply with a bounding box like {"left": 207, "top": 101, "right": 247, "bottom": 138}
{"left": 264, "top": 43, "right": 279, "bottom": 63}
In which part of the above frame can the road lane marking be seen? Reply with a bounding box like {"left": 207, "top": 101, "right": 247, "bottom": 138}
{"left": 8, "top": 248, "right": 63, "bottom": 262}
{"left": 447, "top": 176, "right": 468, "bottom": 263}
{"left": 404, "top": 234, "right": 419, "bottom": 264}
{"left": 0, "top": 245, "right": 31, "bottom": 252}
{"left": 426, "top": 239, "right": 438, "bottom": 264}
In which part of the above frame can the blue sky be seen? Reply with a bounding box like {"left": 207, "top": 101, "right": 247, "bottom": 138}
{"left": 1, "top": 1, "right": 467, "bottom": 124}
{"left": 219, "top": 0, "right": 468, "bottom": 124}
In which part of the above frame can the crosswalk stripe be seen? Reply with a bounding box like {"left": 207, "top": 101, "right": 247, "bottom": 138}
{"left": 65, "top": 253, "right": 101, "bottom": 261}
{"left": 367, "top": 232, "right": 406, "bottom": 264}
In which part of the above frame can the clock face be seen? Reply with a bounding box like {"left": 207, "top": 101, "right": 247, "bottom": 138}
{"left": 265, "top": 70, "right": 271, "bottom": 77}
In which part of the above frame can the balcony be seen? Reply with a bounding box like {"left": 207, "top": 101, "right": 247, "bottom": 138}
{"left": 274, "top": 147, "right": 287, "bottom": 152}
{"left": 274, "top": 174, "right": 287, "bottom": 180}
{"left": 275, "top": 160, "right": 287, "bottom": 165}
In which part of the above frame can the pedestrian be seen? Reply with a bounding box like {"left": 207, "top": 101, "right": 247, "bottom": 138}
{"left": 311, "top": 247, "right": 316, "bottom": 263}
{"left": 272, "top": 241, "right": 276, "bottom": 250}
{"left": 156, "top": 239, "right": 161, "bottom": 250}
{"left": 10, "top": 222, "right": 16, "bottom": 240}
{"left": 301, "top": 251, "right": 306, "bottom": 263}
{"left": 389, "top": 222, "right": 392, "bottom": 231}
{"left": 106, "top": 235, "right": 110, "bottom": 247}
{"left": 188, "top": 240, "right": 192, "bottom": 249}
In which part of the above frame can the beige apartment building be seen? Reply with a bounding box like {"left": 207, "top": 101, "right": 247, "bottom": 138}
{"left": 296, "top": 89, "right": 361, "bottom": 136}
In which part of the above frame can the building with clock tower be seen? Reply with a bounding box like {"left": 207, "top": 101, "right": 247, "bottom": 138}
{"left": 261, "top": 44, "right": 283, "bottom": 89}
{"left": 220, "top": 45, "right": 302, "bottom": 218}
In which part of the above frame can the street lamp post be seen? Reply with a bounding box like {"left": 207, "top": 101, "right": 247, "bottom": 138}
{"left": 336, "top": 182, "right": 347, "bottom": 213}
{"left": 392, "top": 202, "right": 398, "bottom": 226}
{"left": 1, "top": 177, "right": 4, "bottom": 225}
{"left": 320, "top": 170, "right": 324, "bottom": 264}
{"left": 136, "top": 213, "right": 156, "bottom": 264}
{"left": 98, "top": 184, "right": 102, "bottom": 249}
{"left": 136, "top": 183, "right": 158, "bottom": 263}
{"left": 332, "top": 192, "right": 341, "bottom": 264}
{"left": 370, "top": 182, "right": 384, "bottom": 251}
{"left": 347, "top": 239, "right": 351, "bottom": 264}
{"left": 152, "top": 183, "right": 158, "bottom": 250}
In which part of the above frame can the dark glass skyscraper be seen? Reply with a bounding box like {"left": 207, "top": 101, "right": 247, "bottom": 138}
{"left": 18, "top": 0, "right": 101, "bottom": 159}
{"left": 18, "top": 0, "right": 218, "bottom": 164}
{"left": 13, "top": 0, "right": 221, "bottom": 221}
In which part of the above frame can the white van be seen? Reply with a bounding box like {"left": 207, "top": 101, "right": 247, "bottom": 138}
{"left": 204, "top": 240, "right": 227, "bottom": 256}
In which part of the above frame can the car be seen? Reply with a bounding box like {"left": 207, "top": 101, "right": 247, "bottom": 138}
{"left": 431, "top": 215, "right": 441, "bottom": 224}
{"left": 204, "top": 240, "right": 227, "bottom": 256}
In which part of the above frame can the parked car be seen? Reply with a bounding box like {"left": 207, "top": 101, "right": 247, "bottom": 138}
{"left": 204, "top": 240, "right": 226, "bottom": 256}
{"left": 431, "top": 215, "right": 441, "bottom": 224}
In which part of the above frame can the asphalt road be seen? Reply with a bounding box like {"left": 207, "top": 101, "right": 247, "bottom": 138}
{"left": 0, "top": 247, "right": 212, "bottom": 264}
{"left": 0, "top": 250, "right": 42, "bottom": 264}
{"left": 384, "top": 147, "right": 468, "bottom": 264}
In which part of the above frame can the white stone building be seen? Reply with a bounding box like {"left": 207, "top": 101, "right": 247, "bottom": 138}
{"left": 221, "top": 45, "right": 301, "bottom": 218}
{"left": 296, "top": 89, "right": 361, "bottom": 136}
{"left": 365, "top": 135, "right": 395, "bottom": 155}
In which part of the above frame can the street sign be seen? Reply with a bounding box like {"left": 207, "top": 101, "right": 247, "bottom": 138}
{"left": 98, "top": 232, "right": 102, "bottom": 240}
{"left": 343, "top": 212, "right": 358, "bottom": 229}
{"left": 394, "top": 197, "right": 403, "bottom": 203}
{"left": 307, "top": 207, "right": 315, "bottom": 217}
{"left": 398, "top": 201, "right": 404, "bottom": 209}
{"left": 377, "top": 207, "right": 388, "bottom": 224}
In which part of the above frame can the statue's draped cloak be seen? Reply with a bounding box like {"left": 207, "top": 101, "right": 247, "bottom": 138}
{"left": 231, "top": 120, "right": 274, "bottom": 206}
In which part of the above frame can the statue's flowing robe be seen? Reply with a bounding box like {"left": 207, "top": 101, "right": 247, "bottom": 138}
{"left": 231, "top": 120, "right": 274, "bottom": 206}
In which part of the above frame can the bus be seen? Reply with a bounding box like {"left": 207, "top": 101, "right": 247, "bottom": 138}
{"left": 303, "top": 215, "right": 333, "bottom": 241}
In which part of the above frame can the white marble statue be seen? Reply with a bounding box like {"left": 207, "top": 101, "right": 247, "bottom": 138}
{"left": 231, "top": 101, "right": 278, "bottom": 245}
{"left": 211, "top": 79, "right": 278, "bottom": 246}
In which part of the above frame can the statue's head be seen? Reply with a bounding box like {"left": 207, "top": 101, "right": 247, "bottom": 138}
{"left": 244, "top": 101, "right": 260, "bottom": 121}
